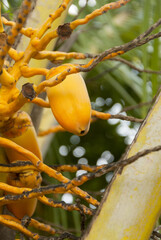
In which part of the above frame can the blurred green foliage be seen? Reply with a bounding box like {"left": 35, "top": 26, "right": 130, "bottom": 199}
{"left": 1, "top": 0, "right": 22, "bottom": 19}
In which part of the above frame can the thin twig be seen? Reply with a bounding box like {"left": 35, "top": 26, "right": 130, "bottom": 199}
{"left": 86, "top": 63, "right": 121, "bottom": 83}
{"left": 78, "top": 31, "right": 161, "bottom": 73}
{"left": 120, "top": 100, "right": 153, "bottom": 113}
{"left": 110, "top": 114, "right": 143, "bottom": 123}
{"left": 75, "top": 199, "right": 86, "bottom": 233}
{"left": 78, "top": 18, "right": 161, "bottom": 72}
{"left": 92, "top": 110, "right": 143, "bottom": 123}
{"left": 38, "top": 195, "right": 93, "bottom": 215}
{"left": 120, "top": 89, "right": 159, "bottom": 113}
{"left": 110, "top": 57, "right": 161, "bottom": 74}
{"left": 35, "top": 217, "right": 80, "bottom": 234}
{"left": 80, "top": 145, "right": 161, "bottom": 179}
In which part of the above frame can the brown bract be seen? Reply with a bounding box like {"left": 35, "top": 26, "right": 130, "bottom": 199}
{"left": 21, "top": 83, "right": 36, "bottom": 100}
{"left": 0, "top": 31, "right": 7, "bottom": 48}
{"left": 57, "top": 23, "right": 73, "bottom": 40}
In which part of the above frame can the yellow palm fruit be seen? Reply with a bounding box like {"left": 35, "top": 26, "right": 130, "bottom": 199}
{"left": 6, "top": 168, "right": 42, "bottom": 219}
{"left": 2, "top": 111, "right": 42, "bottom": 162}
{"left": 7, "top": 197, "right": 38, "bottom": 219}
{"left": 46, "top": 64, "right": 91, "bottom": 136}
{"left": 1, "top": 111, "right": 42, "bottom": 219}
